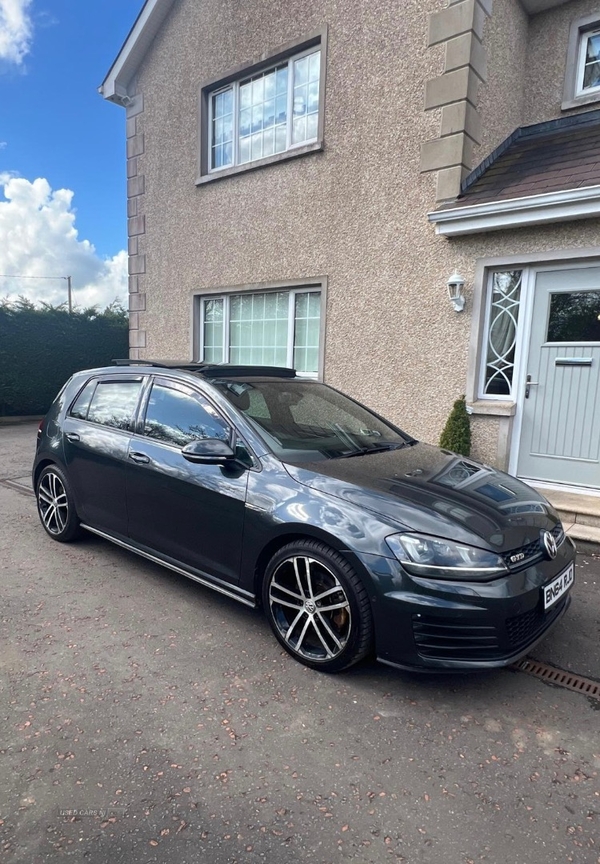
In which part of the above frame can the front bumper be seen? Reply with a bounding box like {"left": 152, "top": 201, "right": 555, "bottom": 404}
{"left": 353, "top": 536, "right": 576, "bottom": 671}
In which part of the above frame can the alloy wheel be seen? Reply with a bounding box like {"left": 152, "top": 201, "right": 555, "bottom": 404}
{"left": 37, "top": 471, "right": 69, "bottom": 536}
{"left": 268, "top": 555, "right": 352, "bottom": 662}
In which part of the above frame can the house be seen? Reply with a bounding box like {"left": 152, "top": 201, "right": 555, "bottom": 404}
{"left": 100, "top": 0, "right": 600, "bottom": 512}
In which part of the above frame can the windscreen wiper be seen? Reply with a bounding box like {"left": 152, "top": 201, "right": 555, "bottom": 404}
{"left": 338, "top": 442, "right": 407, "bottom": 458}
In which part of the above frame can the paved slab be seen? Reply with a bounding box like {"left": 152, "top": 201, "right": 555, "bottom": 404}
{"left": 1, "top": 423, "right": 599, "bottom": 864}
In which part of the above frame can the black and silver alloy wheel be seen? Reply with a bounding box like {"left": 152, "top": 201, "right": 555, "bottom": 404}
{"left": 263, "top": 540, "right": 373, "bottom": 672}
{"left": 36, "top": 465, "right": 81, "bottom": 542}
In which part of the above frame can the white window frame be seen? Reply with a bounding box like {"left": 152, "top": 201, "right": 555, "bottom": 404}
{"left": 575, "top": 25, "right": 600, "bottom": 98}
{"left": 198, "top": 287, "right": 323, "bottom": 378}
{"left": 207, "top": 45, "right": 321, "bottom": 174}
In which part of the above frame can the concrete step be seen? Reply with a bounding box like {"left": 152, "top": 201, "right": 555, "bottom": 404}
{"left": 567, "top": 523, "right": 600, "bottom": 547}
{"left": 537, "top": 487, "right": 600, "bottom": 548}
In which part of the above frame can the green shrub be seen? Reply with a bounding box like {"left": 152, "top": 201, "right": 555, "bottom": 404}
{"left": 439, "top": 395, "right": 471, "bottom": 457}
{"left": 0, "top": 298, "right": 129, "bottom": 416}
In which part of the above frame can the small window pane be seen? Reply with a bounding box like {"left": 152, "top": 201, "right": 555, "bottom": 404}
{"left": 275, "top": 94, "right": 287, "bottom": 124}
{"left": 547, "top": 290, "right": 600, "bottom": 342}
{"left": 240, "top": 82, "right": 252, "bottom": 109}
{"left": 306, "top": 113, "right": 318, "bottom": 140}
{"left": 483, "top": 271, "right": 523, "bottom": 397}
{"left": 264, "top": 73, "right": 276, "bottom": 101}
{"left": 294, "top": 291, "right": 321, "bottom": 374}
{"left": 582, "top": 31, "right": 600, "bottom": 91}
{"left": 203, "top": 298, "right": 224, "bottom": 363}
{"left": 292, "top": 116, "right": 307, "bottom": 144}
{"left": 144, "top": 385, "right": 230, "bottom": 447}
{"left": 70, "top": 380, "right": 96, "bottom": 420}
{"left": 239, "top": 136, "right": 251, "bottom": 163}
{"left": 275, "top": 124, "right": 287, "bottom": 153}
{"left": 211, "top": 88, "right": 233, "bottom": 170}
{"left": 87, "top": 381, "right": 142, "bottom": 430}
{"left": 295, "top": 56, "right": 308, "bottom": 86}
{"left": 276, "top": 66, "right": 288, "bottom": 95}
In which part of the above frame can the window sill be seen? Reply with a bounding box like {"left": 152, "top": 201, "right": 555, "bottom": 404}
{"left": 467, "top": 400, "right": 516, "bottom": 417}
{"left": 561, "top": 92, "right": 600, "bottom": 112}
{"left": 196, "top": 140, "right": 323, "bottom": 185}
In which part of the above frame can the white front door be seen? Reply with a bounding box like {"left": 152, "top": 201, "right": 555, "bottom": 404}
{"left": 517, "top": 266, "right": 600, "bottom": 488}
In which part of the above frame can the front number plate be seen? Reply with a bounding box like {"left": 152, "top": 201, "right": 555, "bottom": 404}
{"left": 543, "top": 563, "right": 574, "bottom": 610}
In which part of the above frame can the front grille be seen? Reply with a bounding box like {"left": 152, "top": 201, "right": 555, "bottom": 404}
{"left": 504, "top": 523, "right": 565, "bottom": 571}
{"left": 506, "top": 595, "right": 567, "bottom": 649}
{"left": 413, "top": 616, "right": 500, "bottom": 660}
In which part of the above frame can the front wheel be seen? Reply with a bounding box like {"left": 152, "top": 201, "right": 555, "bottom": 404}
{"left": 36, "top": 465, "right": 81, "bottom": 542}
{"left": 262, "top": 539, "right": 373, "bottom": 672}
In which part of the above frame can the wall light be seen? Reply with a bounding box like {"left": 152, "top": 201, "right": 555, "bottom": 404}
{"left": 447, "top": 271, "right": 465, "bottom": 312}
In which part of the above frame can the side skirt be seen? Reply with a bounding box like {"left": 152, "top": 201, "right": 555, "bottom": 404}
{"left": 80, "top": 524, "right": 257, "bottom": 608}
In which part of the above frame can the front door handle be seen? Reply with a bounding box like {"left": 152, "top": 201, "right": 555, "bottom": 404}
{"left": 129, "top": 451, "right": 150, "bottom": 464}
{"left": 525, "top": 374, "right": 539, "bottom": 399}
{"left": 65, "top": 432, "right": 80, "bottom": 442}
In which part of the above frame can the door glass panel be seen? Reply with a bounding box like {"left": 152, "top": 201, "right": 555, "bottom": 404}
{"left": 483, "top": 270, "right": 523, "bottom": 397}
{"left": 547, "top": 290, "right": 600, "bottom": 342}
{"left": 87, "top": 381, "right": 142, "bottom": 430}
{"left": 143, "top": 385, "right": 230, "bottom": 447}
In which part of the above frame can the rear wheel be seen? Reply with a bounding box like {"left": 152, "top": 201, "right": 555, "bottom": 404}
{"left": 36, "top": 465, "right": 81, "bottom": 542}
{"left": 262, "top": 539, "right": 373, "bottom": 672}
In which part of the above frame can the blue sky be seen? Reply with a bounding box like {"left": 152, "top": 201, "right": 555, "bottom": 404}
{"left": 0, "top": 0, "right": 142, "bottom": 306}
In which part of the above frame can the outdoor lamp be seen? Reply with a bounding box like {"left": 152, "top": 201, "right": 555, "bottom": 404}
{"left": 447, "top": 271, "right": 465, "bottom": 312}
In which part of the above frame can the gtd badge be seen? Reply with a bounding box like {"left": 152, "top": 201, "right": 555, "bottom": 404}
{"left": 542, "top": 530, "right": 558, "bottom": 560}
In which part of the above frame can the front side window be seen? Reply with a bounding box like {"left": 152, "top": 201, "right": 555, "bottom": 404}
{"left": 143, "top": 384, "right": 230, "bottom": 448}
{"left": 200, "top": 289, "right": 321, "bottom": 376}
{"left": 208, "top": 46, "right": 321, "bottom": 172}
{"left": 577, "top": 27, "right": 600, "bottom": 95}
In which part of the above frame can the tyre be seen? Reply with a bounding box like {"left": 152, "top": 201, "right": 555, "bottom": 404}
{"left": 262, "top": 539, "right": 373, "bottom": 672}
{"left": 36, "top": 465, "right": 81, "bottom": 543}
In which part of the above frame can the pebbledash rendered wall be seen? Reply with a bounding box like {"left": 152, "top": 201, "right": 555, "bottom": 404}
{"left": 123, "top": 0, "right": 600, "bottom": 468}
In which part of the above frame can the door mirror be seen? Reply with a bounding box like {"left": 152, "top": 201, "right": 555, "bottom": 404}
{"left": 181, "top": 438, "right": 236, "bottom": 464}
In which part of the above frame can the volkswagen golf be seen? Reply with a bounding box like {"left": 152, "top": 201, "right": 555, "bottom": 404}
{"left": 33, "top": 361, "right": 575, "bottom": 673}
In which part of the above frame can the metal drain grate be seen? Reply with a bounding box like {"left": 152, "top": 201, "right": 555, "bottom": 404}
{"left": 512, "top": 658, "right": 600, "bottom": 699}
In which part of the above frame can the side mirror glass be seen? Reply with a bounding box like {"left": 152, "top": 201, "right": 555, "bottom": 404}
{"left": 181, "top": 438, "right": 235, "bottom": 464}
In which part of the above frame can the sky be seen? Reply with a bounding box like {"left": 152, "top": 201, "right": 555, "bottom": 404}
{"left": 0, "top": 0, "right": 143, "bottom": 308}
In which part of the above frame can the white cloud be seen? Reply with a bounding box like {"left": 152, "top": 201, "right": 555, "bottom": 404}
{"left": 0, "top": 141, "right": 6, "bottom": 149}
{"left": 0, "top": 0, "right": 33, "bottom": 66}
{"left": 0, "top": 174, "right": 127, "bottom": 309}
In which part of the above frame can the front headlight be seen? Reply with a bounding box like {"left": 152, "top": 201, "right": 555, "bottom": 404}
{"left": 386, "top": 532, "right": 508, "bottom": 581}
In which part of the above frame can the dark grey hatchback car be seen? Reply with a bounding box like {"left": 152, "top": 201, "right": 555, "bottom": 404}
{"left": 33, "top": 361, "right": 575, "bottom": 673}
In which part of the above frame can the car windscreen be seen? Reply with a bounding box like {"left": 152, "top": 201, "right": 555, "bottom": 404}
{"left": 212, "top": 379, "right": 411, "bottom": 462}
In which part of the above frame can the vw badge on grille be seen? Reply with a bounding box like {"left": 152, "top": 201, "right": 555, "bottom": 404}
{"left": 542, "top": 530, "right": 558, "bottom": 560}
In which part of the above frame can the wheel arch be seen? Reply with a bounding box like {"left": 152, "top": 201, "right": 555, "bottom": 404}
{"left": 33, "top": 458, "right": 57, "bottom": 489}
{"left": 251, "top": 525, "right": 373, "bottom": 607}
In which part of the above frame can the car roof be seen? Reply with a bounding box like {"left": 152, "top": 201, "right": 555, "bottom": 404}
{"left": 111, "top": 359, "right": 298, "bottom": 380}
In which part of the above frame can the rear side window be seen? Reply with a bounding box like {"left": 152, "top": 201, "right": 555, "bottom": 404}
{"left": 86, "top": 381, "right": 142, "bottom": 430}
{"left": 143, "top": 383, "right": 231, "bottom": 447}
{"left": 69, "top": 380, "right": 97, "bottom": 420}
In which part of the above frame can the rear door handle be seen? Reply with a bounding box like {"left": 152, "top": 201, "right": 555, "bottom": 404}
{"left": 129, "top": 451, "right": 150, "bottom": 464}
{"left": 65, "top": 432, "right": 80, "bottom": 442}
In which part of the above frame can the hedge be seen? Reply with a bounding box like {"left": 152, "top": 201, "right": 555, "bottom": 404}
{"left": 0, "top": 298, "right": 129, "bottom": 416}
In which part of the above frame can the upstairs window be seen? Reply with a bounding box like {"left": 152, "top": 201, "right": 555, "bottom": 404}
{"left": 576, "top": 27, "right": 600, "bottom": 96}
{"left": 563, "top": 15, "right": 600, "bottom": 109}
{"left": 198, "top": 32, "right": 326, "bottom": 181}
{"left": 210, "top": 48, "right": 321, "bottom": 171}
